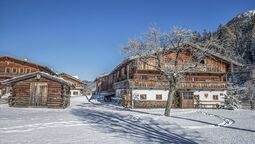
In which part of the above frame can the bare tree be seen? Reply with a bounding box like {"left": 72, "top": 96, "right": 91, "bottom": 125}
{"left": 123, "top": 27, "right": 221, "bottom": 116}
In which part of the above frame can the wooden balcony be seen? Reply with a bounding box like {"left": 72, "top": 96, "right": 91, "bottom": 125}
{"left": 137, "top": 64, "right": 227, "bottom": 73}
{"left": 113, "top": 80, "right": 129, "bottom": 89}
{"left": 177, "top": 81, "right": 227, "bottom": 89}
{"left": 114, "top": 79, "right": 227, "bottom": 90}
{"left": 129, "top": 80, "right": 168, "bottom": 89}
{"left": 196, "top": 65, "right": 227, "bottom": 73}
{"left": 0, "top": 73, "right": 26, "bottom": 78}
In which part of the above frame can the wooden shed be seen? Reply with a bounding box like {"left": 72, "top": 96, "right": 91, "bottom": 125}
{"left": 2, "top": 72, "right": 72, "bottom": 108}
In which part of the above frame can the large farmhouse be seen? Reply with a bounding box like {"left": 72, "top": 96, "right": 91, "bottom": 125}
{"left": 95, "top": 46, "right": 242, "bottom": 108}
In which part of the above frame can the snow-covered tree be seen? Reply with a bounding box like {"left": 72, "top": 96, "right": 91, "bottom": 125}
{"left": 224, "top": 85, "right": 242, "bottom": 110}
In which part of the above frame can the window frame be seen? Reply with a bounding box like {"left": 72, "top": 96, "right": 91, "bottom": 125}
{"left": 5, "top": 67, "right": 11, "bottom": 73}
{"left": 73, "top": 91, "right": 79, "bottom": 95}
{"left": 12, "top": 67, "right": 17, "bottom": 73}
{"left": 156, "top": 94, "right": 162, "bottom": 100}
{"left": 213, "top": 95, "right": 219, "bottom": 100}
{"left": 182, "top": 92, "right": 194, "bottom": 100}
{"left": 141, "top": 75, "right": 148, "bottom": 80}
{"left": 140, "top": 94, "right": 147, "bottom": 100}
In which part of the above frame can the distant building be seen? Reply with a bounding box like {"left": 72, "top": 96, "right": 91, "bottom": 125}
{"left": 0, "top": 56, "right": 55, "bottom": 96}
{"left": 95, "top": 46, "right": 242, "bottom": 108}
{"left": 58, "top": 72, "right": 83, "bottom": 96}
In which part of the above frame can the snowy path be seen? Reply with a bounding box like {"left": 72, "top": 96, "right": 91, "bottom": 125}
{"left": 0, "top": 96, "right": 254, "bottom": 144}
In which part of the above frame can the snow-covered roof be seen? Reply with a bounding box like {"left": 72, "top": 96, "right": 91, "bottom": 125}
{"left": 1, "top": 72, "right": 73, "bottom": 87}
{"left": 58, "top": 72, "right": 81, "bottom": 82}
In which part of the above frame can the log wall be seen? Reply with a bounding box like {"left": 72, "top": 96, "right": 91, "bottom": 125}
{"left": 10, "top": 77, "right": 70, "bottom": 108}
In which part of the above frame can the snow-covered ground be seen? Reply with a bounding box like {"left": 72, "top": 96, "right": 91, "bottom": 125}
{"left": 0, "top": 96, "right": 254, "bottom": 144}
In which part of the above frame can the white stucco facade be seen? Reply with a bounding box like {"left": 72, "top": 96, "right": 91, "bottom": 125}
{"left": 70, "top": 89, "right": 81, "bottom": 96}
{"left": 132, "top": 89, "right": 169, "bottom": 101}
{"left": 115, "top": 88, "right": 227, "bottom": 108}
{"left": 193, "top": 90, "right": 226, "bottom": 105}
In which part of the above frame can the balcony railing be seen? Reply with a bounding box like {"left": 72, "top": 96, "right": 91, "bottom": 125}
{"left": 129, "top": 80, "right": 168, "bottom": 89}
{"left": 177, "top": 81, "right": 227, "bottom": 89}
{"left": 137, "top": 64, "right": 227, "bottom": 73}
{"left": 114, "top": 79, "right": 227, "bottom": 90}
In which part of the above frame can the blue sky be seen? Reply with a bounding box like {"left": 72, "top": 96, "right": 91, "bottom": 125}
{"left": 0, "top": 0, "right": 254, "bottom": 80}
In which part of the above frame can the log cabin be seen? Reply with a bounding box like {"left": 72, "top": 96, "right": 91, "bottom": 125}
{"left": 95, "top": 45, "right": 242, "bottom": 108}
{"left": 0, "top": 56, "right": 55, "bottom": 97}
{"left": 1, "top": 72, "right": 72, "bottom": 108}
{"left": 58, "top": 72, "right": 83, "bottom": 96}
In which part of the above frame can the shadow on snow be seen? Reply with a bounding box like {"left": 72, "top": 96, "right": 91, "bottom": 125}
{"left": 71, "top": 104, "right": 204, "bottom": 144}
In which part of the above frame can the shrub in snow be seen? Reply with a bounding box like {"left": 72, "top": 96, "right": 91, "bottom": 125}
{"left": 224, "top": 85, "right": 241, "bottom": 110}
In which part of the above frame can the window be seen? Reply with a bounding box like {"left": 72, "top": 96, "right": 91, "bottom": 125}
{"left": 183, "top": 92, "right": 193, "bottom": 99}
{"left": 156, "top": 94, "right": 162, "bottom": 100}
{"left": 211, "top": 76, "right": 218, "bottom": 81}
{"left": 12, "top": 68, "right": 17, "bottom": 73}
{"left": 204, "top": 93, "right": 208, "bottom": 98}
{"left": 141, "top": 75, "right": 148, "bottom": 80}
{"left": 220, "top": 93, "right": 224, "bottom": 96}
{"left": 156, "top": 76, "right": 161, "bottom": 80}
{"left": 25, "top": 68, "right": 31, "bottom": 73}
{"left": 200, "top": 60, "right": 205, "bottom": 64}
{"left": 140, "top": 94, "right": 147, "bottom": 100}
{"left": 5, "top": 67, "right": 10, "bottom": 73}
{"left": 213, "top": 95, "right": 218, "bottom": 100}
{"left": 73, "top": 91, "right": 79, "bottom": 95}
{"left": 194, "top": 95, "right": 199, "bottom": 100}
{"left": 19, "top": 68, "right": 24, "bottom": 73}
{"left": 142, "top": 63, "right": 146, "bottom": 69}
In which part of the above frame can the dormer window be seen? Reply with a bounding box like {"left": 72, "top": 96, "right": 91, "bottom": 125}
{"left": 200, "top": 60, "right": 205, "bottom": 64}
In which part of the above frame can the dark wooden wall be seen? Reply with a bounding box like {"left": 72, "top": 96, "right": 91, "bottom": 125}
{"left": 9, "top": 77, "right": 70, "bottom": 108}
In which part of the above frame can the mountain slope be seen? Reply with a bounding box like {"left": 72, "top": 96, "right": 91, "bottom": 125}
{"left": 216, "top": 10, "right": 255, "bottom": 64}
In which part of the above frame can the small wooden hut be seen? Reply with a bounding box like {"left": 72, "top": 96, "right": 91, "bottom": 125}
{"left": 2, "top": 72, "right": 72, "bottom": 108}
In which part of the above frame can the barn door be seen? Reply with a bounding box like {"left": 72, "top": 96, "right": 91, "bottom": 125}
{"left": 181, "top": 92, "right": 194, "bottom": 108}
{"left": 30, "top": 82, "right": 48, "bottom": 106}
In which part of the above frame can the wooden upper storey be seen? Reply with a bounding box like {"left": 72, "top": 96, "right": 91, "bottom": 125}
{"left": 96, "top": 50, "right": 241, "bottom": 92}
{"left": 58, "top": 73, "right": 81, "bottom": 87}
{"left": 0, "top": 56, "right": 55, "bottom": 80}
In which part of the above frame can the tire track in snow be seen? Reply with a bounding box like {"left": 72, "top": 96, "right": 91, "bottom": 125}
{"left": 198, "top": 111, "right": 235, "bottom": 127}
{"left": 183, "top": 111, "right": 235, "bottom": 129}
{"left": 0, "top": 120, "right": 98, "bottom": 133}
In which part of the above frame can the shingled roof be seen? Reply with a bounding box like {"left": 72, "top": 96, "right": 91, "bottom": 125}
{"left": 2, "top": 72, "right": 73, "bottom": 87}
